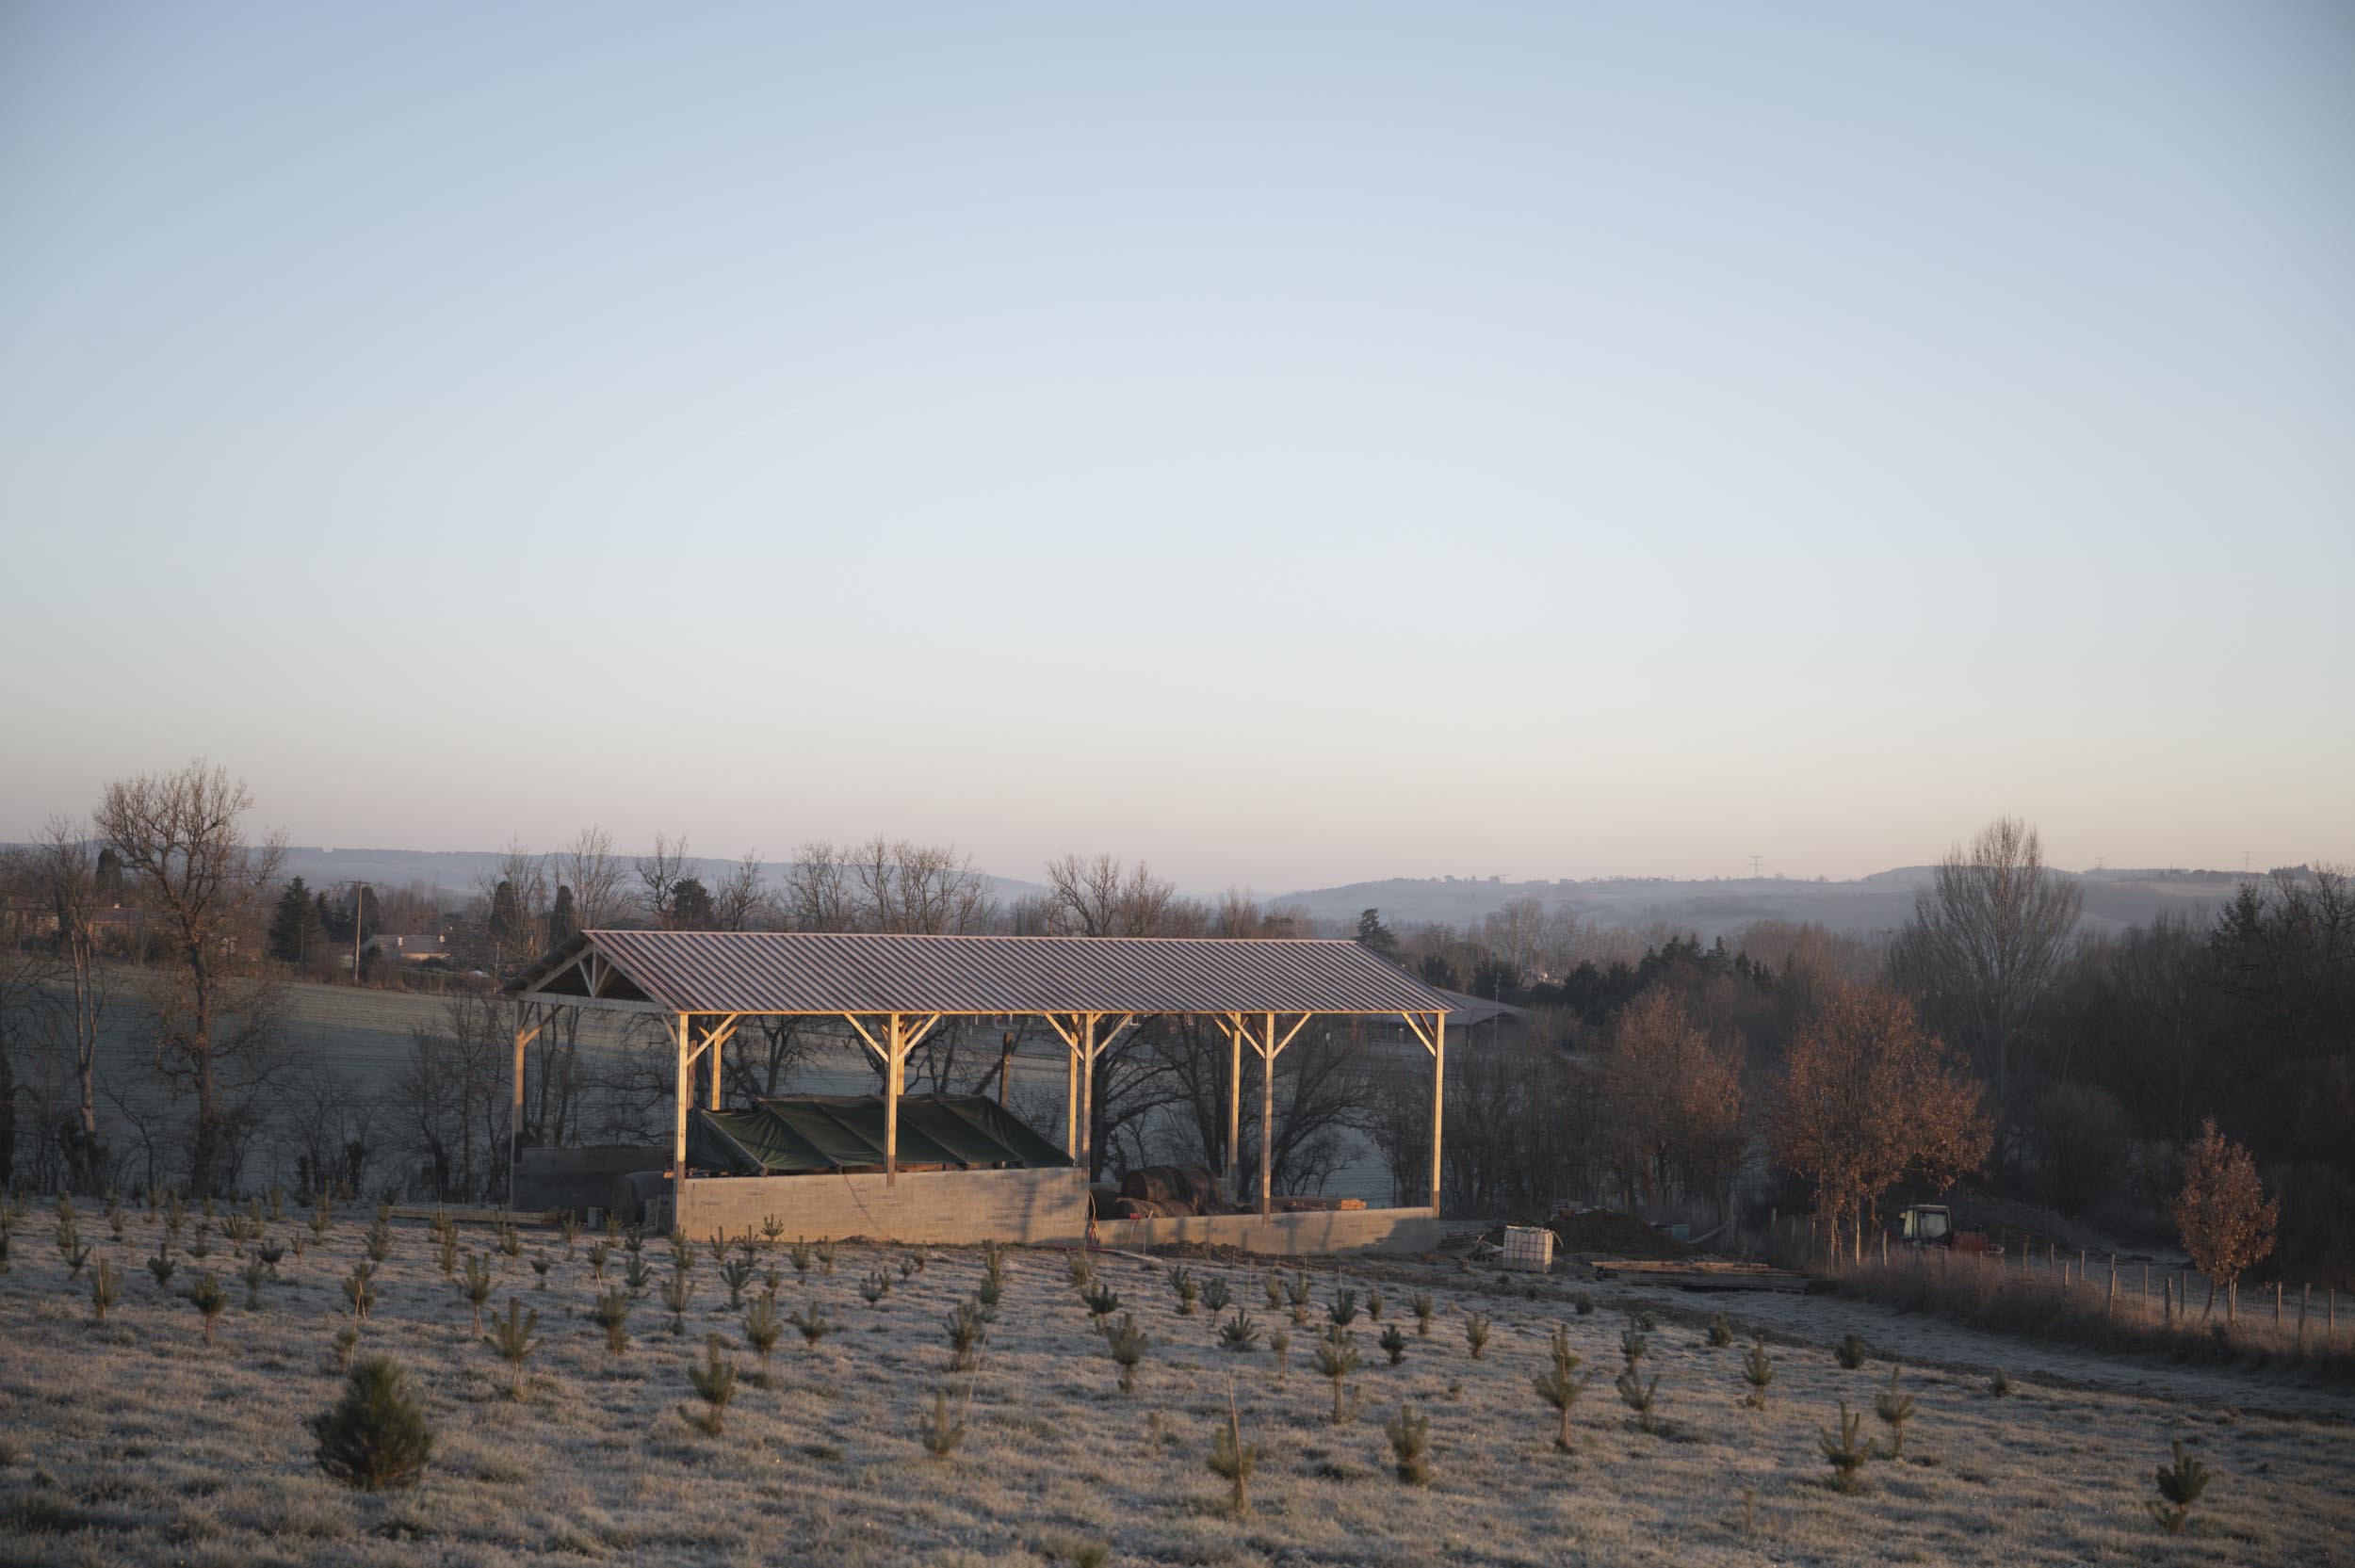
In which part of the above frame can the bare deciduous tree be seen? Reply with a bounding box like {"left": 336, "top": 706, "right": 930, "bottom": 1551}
{"left": 398, "top": 994, "right": 513, "bottom": 1203}
{"left": 1594, "top": 989, "right": 1745, "bottom": 1217}
{"left": 635, "top": 832, "right": 693, "bottom": 929}
{"left": 1890, "top": 816, "right": 2082, "bottom": 1110}
{"left": 0, "top": 847, "right": 49, "bottom": 1188}
{"left": 709, "top": 850, "right": 769, "bottom": 931}
{"left": 779, "top": 843, "right": 858, "bottom": 932}
{"left": 30, "top": 818, "right": 112, "bottom": 1189}
{"left": 1039, "top": 853, "right": 1183, "bottom": 937}
{"left": 94, "top": 761, "right": 286, "bottom": 1196}
{"left": 478, "top": 840, "right": 550, "bottom": 978}
{"left": 1370, "top": 1012, "right": 1596, "bottom": 1215}
{"left": 557, "top": 826, "right": 631, "bottom": 932}
{"left": 279, "top": 1064, "right": 383, "bottom": 1199}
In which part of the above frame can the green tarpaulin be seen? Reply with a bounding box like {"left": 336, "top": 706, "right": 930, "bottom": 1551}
{"left": 686, "top": 1095, "right": 1071, "bottom": 1177}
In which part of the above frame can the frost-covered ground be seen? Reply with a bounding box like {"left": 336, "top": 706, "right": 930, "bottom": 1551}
{"left": 1, "top": 1204, "right": 2350, "bottom": 1567}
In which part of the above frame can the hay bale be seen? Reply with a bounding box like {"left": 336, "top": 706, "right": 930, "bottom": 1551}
{"left": 1120, "top": 1166, "right": 1225, "bottom": 1216}
{"left": 1178, "top": 1167, "right": 1227, "bottom": 1211}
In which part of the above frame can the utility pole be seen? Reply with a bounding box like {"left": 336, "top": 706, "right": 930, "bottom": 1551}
{"left": 1749, "top": 855, "right": 1762, "bottom": 879}
{"left": 351, "top": 881, "right": 370, "bottom": 985}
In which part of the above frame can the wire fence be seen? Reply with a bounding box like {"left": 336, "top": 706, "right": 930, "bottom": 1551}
{"left": 1762, "top": 1213, "right": 2354, "bottom": 1380}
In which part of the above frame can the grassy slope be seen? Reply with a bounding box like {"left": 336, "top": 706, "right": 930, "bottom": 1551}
{"left": 1, "top": 1209, "right": 2349, "bottom": 1566}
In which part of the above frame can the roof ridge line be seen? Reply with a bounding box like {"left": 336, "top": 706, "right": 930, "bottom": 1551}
{"left": 583, "top": 930, "right": 1359, "bottom": 944}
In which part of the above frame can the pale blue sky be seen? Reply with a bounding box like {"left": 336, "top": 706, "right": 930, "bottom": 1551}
{"left": 3, "top": 3, "right": 2349, "bottom": 890}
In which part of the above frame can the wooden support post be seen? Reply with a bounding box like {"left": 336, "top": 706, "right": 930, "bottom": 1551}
{"left": 1226, "top": 1015, "right": 1242, "bottom": 1200}
{"left": 1079, "top": 1013, "right": 1096, "bottom": 1181}
{"left": 709, "top": 1023, "right": 723, "bottom": 1112}
{"left": 885, "top": 1013, "right": 902, "bottom": 1186}
{"left": 1259, "top": 1012, "right": 1275, "bottom": 1220}
{"left": 998, "top": 1031, "right": 1013, "bottom": 1108}
{"left": 1430, "top": 1010, "right": 1446, "bottom": 1214}
{"left": 1064, "top": 1035, "right": 1079, "bottom": 1157}
{"left": 671, "top": 1011, "right": 690, "bottom": 1233}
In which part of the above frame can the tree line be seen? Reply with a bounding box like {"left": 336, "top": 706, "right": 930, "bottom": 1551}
{"left": 5, "top": 767, "right": 2345, "bottom": 1300}
{"left": 1380, "top": 818, "right": 2348, "bottom": 1291}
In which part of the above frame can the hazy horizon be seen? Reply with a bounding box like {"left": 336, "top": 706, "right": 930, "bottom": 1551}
{"left": 5, "top": 3, "right": 2349, "bottom": 888}
{"left": 8, "top": 827, "right": 2318, "bottom": 908}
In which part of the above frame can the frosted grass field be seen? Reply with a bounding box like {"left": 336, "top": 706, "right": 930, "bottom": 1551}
{"left": 2, "top": 1201, "right": 2350, "bottom": 1566}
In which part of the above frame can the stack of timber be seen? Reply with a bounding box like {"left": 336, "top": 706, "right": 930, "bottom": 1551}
{"left": 1588, "top": 1259, "right": 1818, "bottom": 1294}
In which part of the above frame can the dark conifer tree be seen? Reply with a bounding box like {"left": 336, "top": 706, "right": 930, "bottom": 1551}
{"left": 269, "top": 877, "right": 323, "bottom": 964}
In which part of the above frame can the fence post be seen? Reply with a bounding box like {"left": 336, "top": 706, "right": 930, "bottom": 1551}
{"left": 2298, "top": 1284, "right": 2309, "bottom": 1352}
{"left": 2105, "top": 1255, "right": 2116, "bottom": 1325}
{"left": 2275, "top": 1282, "right": 2283, "bottom": 1328}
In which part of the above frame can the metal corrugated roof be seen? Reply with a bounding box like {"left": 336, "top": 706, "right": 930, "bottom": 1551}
{"left": 509, "top": 929, "right": 1452, "bottom": 1016}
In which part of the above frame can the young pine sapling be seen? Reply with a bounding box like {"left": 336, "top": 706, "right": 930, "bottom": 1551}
{"left": 189, "top": 1271, "right": 229, "bottom": 1345}
{"left": 1742, "top": 1334, "right": 1775, "bottom": 1409}
{"left": 485, "top": 1298, "right": 539, "bottom": 1398}
{"left": 1386, "top": 1404, "right": 1432, "bottom": 1484}
{"left": 685, "top": 1334, "right": 738, "bottom": 1435}
{"left": 1819, "top": 1400, "right": 1868, "bottom": 1492}
{"left": 1103, "top": 1312, "right": 1150, "bottom": 1393}
{"left": 1533, "top": 1324, "right": 1590, "bottom": 1453}
{"left": 1874, "top": 1364, "right": 1917, "bottom": 1458}
{"left": 1208, "top": 1386, "right": 1259, "bottom": 1515}
{"left": 1313, "top": 1325, "right": 1360, "bottom": 1424}
{"left": 2148, "top": 1440, "right": 2211, "bottom": 1535}
{"left": 312, "top": 1356, "right": 433, "bottom": 1492}
{"left": 791, "top": 1300, "right": 836, "bottom": 1350}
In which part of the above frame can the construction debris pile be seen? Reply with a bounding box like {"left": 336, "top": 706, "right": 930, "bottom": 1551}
{"left": 1093, "top": 1165, "right": 1369, "bottom": 1220}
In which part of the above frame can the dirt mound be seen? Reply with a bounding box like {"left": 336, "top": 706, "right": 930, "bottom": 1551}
{"left": 1548, "top": 1208, "right": 1686, "bottom": 1259}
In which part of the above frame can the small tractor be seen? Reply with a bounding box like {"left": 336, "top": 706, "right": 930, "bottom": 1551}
{"left": 1893, "top": 1204, "right": 2002, "bottom": 1255}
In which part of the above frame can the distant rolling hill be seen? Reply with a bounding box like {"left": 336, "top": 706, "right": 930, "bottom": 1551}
{"left": 1273, "top": 867, "right": 2256, "bottom": 943}
{"left": 273, "top": 846, "right": 1048, "bottom": 911}
{"left": 255, "top": 846, "right": 2255, "bottom": 944}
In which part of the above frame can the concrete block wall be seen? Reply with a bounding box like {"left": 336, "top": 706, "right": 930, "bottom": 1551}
{"left": 666, "top": 1166, "right": 1091, "bottom": 1246}
{"left": 639, "top": 1166, "right": 1441, "bottom": 1257}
